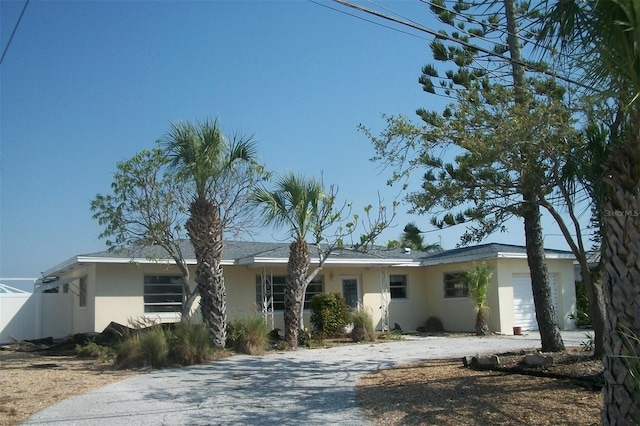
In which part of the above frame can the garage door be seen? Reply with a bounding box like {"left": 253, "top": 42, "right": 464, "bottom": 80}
{"left": 513, "top": 273, "right": 558, "bottom": 331}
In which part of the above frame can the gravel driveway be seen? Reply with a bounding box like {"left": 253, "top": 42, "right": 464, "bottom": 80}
{"left": 26, "top": 331, "right": 588, "bottom": 425}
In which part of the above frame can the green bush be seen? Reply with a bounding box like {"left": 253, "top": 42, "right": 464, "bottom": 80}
{"left": 424, "top": 316, "right": 445, "bottom": 332}
{"left": 351, "top": 310, "right": 376, "bottom": 342}
{"left": 310, "top": 293, "right": 352, "bottom": 337}
{"left": 167, "top": 322, "right": 212, "bottom": 365}
{"left": 75, "top": 339, "right": 114, "bottom": 361}
{"left": 226, "top": 316, "right": 269, "bottom": 355}
{"left": 570, "top": 281, "right": 592, "bottom": 328}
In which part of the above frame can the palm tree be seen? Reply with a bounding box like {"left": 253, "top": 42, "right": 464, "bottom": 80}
{"left": 399, "top": 222, "right": 442, "bottom": 252}
{"left": 164, "top": 119, "right": 258, "bottom": 348}
{"left": 542, "top": 1, "right": 640, "bottom": 422}
{"left": 251, "top": 173, "right": 330, "bottom": 348}
{"left": 463, "top": 262, "right": 493, "bottom": 336}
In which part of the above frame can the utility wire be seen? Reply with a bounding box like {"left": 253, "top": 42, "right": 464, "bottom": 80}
{"left": 308, "top": 0, "right": 429, "bottom": 41}
{"left": 0, "top": 0, "right": 30, "bottom": 66}
{"left": 331, "top": 0, "right": 589, "bottom": 89}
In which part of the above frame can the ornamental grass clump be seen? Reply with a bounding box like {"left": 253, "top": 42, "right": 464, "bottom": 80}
{"left": 167, "top": 322, "right": 213, "bottom": 365}
{"left": 351, "top": 309, "right": 376, "bottom": 342}
{"left": 226, "top": 316, "right": 269, "bottom": 355}
{"left": 139, "top": 327, "right": 169, "bottom": 368}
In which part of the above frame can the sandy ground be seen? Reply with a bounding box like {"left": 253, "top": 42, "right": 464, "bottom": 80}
{"left": 357, "top": 358, "right": 603, "bottom": 425}
{"left": 0, "top": 350, "right": 137, "bottom": 426}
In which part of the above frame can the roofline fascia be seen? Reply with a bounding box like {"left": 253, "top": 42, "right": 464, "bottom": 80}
{"left": 43, "top": 256, "right": 236, "bottom": 277}
{"left": 238, "top": 257, "right": 421, "bottom": 267}
{"left": 419, "top": 251, "right": 575, "bottom": 266}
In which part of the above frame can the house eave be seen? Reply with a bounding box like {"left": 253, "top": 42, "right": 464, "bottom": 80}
{"left": 419, "top": 251, "right": 575, "bottom": 266}
{"left": 43, "top": 256, "right": 232, "bottom": 278}
{"left": 238, "top": 257, "right": 420, "bottom": 267}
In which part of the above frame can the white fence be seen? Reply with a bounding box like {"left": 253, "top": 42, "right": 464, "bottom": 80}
{"left": 1, "top": 289, "right": 73, "bottom": 344}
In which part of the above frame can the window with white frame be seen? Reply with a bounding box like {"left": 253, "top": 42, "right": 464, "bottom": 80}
{"left": 389, "top": 275, "right": 407, "bottom": 299}
{"left": 256, "top": 275, "right": 324, "bottom": 311}
{"left": 144, "top": 275, "right": 183, "bottom": 313}
{"left": 444, "top": 272, "right": 468, "bottom": 298}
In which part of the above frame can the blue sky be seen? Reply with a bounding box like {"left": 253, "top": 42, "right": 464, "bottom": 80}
{"left": 0, "top": 0, "right": 581, "bottom": 285}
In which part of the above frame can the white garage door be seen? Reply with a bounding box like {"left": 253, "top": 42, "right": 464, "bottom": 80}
{"left": 513, "top": 273, "right": 558, "bottom": 331}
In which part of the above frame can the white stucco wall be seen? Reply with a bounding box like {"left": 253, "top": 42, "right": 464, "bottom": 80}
{"left": 44, "top": 254, "right": 576, "bottom": 337}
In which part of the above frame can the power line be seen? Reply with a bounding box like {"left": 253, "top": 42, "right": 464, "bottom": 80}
{"left": 0, "top": 0, "right": 30, "bottom": 66}
{"left": 331, "top": 0, "right": 589, "bottom": 89}
{"left": 308, "top": 0, "right": 429, "bottom": 41}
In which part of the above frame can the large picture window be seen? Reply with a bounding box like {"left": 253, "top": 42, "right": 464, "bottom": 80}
{"left": 389, "top": 275, "right": 407, "bottom": 299}
{"left": 144, "top": 275, "right": 183, "bottom": 313}
{"left": 256, "top": 275, "right": 324, "bottom": 311}
{"left": 444, "top": 272, "right": 468, "bottom": 298}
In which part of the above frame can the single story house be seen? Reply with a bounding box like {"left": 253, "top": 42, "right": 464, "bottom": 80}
{"left": 35, "top": 241, "right": 577, "bottom": 338}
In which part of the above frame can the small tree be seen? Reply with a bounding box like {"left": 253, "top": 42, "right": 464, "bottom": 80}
{"left": 91, "top": 148, "right": 198, "bottom": 319}
{"left": 463, "top": 262, "right": 493, "bottom": 336}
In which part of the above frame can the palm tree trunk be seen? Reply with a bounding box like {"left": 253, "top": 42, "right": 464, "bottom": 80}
{"left": 522, "top": 196, "right": 565, "bottom": 352}
{"left": 475, "top": 311, "right": 489, "bottom": 336}
{"left": 284, "top": 238, "right": 310, "bottom": 349}
{"left": 601, "top": 142, "right": 640, "bottom": 424}
{"left": 186, "top": 198, "right": 227, "bottom": 348}
{"left": 582, "top": 261, "right": 607, "bottom": 359}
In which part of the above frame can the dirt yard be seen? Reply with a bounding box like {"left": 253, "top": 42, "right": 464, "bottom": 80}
{"left": 0, "top": 350, "right": 137, "bottom": 426}
{"left": 357, "top": 350, "right": 603, "bottom": 425}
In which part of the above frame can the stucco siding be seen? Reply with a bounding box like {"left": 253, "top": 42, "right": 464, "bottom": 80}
{"left": 421, "top": 262, "right": 481, "bottom": 333}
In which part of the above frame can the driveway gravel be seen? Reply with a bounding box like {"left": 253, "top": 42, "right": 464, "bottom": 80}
{"left": 26, "top": 331, "right": 589, "bottom": 425}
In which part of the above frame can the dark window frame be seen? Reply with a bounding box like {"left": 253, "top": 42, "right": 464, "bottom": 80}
{"left": 256, "top": 275, "right": 324, "bottom": 311}
{"left": 389, "top": 274, "right": 408, "bottom": 299}
{"left": 444, "top": 272, "right": 468, "bottom": 298}
{"left": 144, "top": 275, "right": 183, "bottom": 313}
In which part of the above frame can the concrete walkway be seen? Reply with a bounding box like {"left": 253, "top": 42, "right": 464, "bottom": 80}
{"left": 26, "top": 331, "right": 590, "bottom": 425}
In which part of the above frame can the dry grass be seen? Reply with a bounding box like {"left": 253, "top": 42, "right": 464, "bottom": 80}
{"left": 0, "top": 350, "right": 137, "bottom": 426}
{"left": 357, "top": 358, "right": 602, "bottom": 425}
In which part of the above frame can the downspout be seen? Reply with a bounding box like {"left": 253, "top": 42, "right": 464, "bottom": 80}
{"left": 34, "top": 278, "right": 41, "bottom": 339}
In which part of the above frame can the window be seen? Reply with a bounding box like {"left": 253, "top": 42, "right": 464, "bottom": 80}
{"left": 444, "top": 272, "right": 468, "bottom": 298}
{"left": 79, "top": 277, "right": 87, "bottom": 307}
{"left": 144, "top": 275, "right": 183, "bottom": 313}
{"left": 389, "top": 275, "right": 407, "bottom": 299}
{"left": 256, "top": 275, "right": 324, "bottom": 311}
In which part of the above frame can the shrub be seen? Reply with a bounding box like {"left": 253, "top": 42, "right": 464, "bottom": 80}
{"left": 424, "top": 316, "right": 445, "bottom": 332}
{"left": 351, "top": 310, "right": 376, "bottom": 342}
{"left": 310, "top": 293, "right": 352, "bottom": 337}
{"left": 570, "top": 281, "right": 592, "bottom": 328}
{"left": 167, "top": 322, "right": 212, "bottom": 366}
{"left": 226, "top": 316, "right": 269, "bottom": 355}
{"left": 75, "top": 339, "right": 114, "bottom": 361}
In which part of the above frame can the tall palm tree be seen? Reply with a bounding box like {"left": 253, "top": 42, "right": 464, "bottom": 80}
{"left": 251, "top": 173, "right": 329, "bottom": 348}
{"left": 543, "top": 1, "right": 640, "bottom": 422}
{"left": 164, "top": 119, "right": 257, "bottom": 348}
